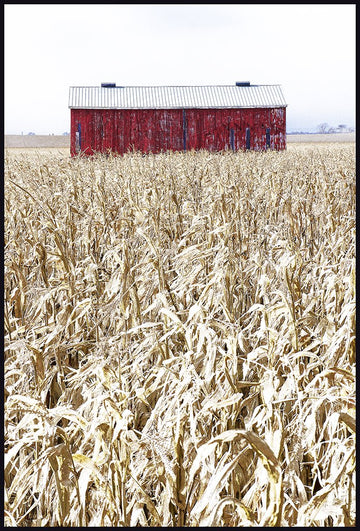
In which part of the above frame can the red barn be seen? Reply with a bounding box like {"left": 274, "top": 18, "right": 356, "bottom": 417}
{"left": 68, "top": 82, "right": 287, "bottom": 156}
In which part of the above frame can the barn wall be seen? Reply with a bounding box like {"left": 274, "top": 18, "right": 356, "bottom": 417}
{"left": 71, "top": 107, "right": 286, "bottom": 156}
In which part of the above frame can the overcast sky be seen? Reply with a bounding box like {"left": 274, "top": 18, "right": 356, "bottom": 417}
{"left": 4, "top": 3, "right": 355, "bottom": 134}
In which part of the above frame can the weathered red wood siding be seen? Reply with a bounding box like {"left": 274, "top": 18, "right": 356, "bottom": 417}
{"left": 71, "top": 107, "right": 286, "bottom": 156}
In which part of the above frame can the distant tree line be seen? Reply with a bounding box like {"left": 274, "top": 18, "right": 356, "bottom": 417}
{"left": 288, "top": 124, "right": 355, "bottom": 134}
{"left": 25, "top": 132, "right": 70, "bottom": 135}
{"left": 316, "top": 123, "right": 354, "bottom": 134}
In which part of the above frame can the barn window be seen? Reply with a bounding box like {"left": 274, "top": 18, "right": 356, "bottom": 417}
{"left": 246, "top": 128, "right": 250, "bottom": 150}
{"left": 266, "top": 128, "right": 270, "bottom": 149}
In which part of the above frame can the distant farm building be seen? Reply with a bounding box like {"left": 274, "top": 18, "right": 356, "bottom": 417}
{"left": 68, "top": 82, "right": 287, "bottom": 156}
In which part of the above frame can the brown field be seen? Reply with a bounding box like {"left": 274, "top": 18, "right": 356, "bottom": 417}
{"left": 4, "top": 144, "right": 355, "bottom": 526}
{"left": 5, "top": 135, "right": 71, "bottom": 148}
{"left": 287, "top": 132, "right": 355, "bottom": 143}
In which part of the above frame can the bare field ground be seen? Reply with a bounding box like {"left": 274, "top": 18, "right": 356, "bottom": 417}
{"left": 287, "top": 132, "right": 355, "bottom": 143}
{"left": 5, "top": 135, "right": 70, "bottom": 148}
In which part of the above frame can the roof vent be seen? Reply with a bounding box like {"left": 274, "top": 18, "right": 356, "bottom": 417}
{"left": 236, "top": 81, "right": 250, "bottom": 86}
{"left": 101, "top": 82, "right": 116, "bottom": 88}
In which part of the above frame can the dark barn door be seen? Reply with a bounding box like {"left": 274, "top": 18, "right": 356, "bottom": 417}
{"left": 75, "top": 123, "right": 81, "bottom": 154}
{"left": 266, "top": 128, "right": 271, "bottom": 149}
{"left": 246, "top": 128, "right": 250, "bottom": 150}
{"left": 230, "top": 128, "right": 235, "bottom": 151}
{"left": 182, "top": 110, "right": 187, "bottom": 152}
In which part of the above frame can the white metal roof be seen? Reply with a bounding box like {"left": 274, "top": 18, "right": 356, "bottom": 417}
{"left": 68, "top": 85, "right": 287, "bottom": 109}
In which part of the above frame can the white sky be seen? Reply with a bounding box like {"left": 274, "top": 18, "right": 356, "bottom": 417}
{"left": 4, "top": 3, "right": 356, "bottom": 134}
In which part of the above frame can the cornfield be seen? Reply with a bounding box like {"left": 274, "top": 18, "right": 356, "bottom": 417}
{"left": 4, "top": 144, "right": 355, "bottom": 527}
